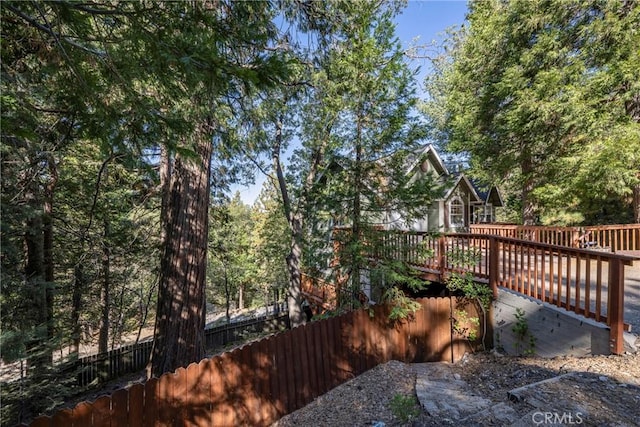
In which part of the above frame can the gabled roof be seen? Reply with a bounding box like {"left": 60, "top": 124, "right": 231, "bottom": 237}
{"left": 404, "top": 144, "right": 503, "bottom": 207}
{"left": 469, "top": 179, "right": 504, "bottom": 207}
{"left": 442, "top": 173, "right": 483, "bottom": 203}
{"left": 404, "top": 144, "right": 449, "bottom": 177}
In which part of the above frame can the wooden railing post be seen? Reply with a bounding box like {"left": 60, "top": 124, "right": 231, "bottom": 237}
{"left": 489, "top": 236, "right": 499, "bottom": 299}
{"left": 608, "top": 258, "right": 625, "bottom": 355}
{"left": 438, "top": 236, "right": 446, "bottom": 280}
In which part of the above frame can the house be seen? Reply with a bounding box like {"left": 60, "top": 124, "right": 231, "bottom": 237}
{"left": 305, "top": 144, "right": 504, "bottom": 307}
{"left": 380, "top": 144, "right": 503, "bottom": 232}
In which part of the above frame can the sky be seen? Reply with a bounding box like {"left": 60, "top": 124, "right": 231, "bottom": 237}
{"left": 231, "top": 1, "right": 470, "bottom": 205}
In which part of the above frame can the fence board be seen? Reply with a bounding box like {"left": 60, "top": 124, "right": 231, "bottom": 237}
{"left": 254, "top": 339, "right": 277, "bottom": 425}
{"left": 326, "top": 316, "right": 340, "bottom": 390}
{"left": 266, "top": 336, "right": 285, "bottom": 419}
{"left": 157, "top": 370, "right": 176, "bottom": 426}
{"left": 51, "top": 408, "right": 72, "bottom": 427}
{"left": 302, "top": 324, "right": 319, "bottom": 405}
{"left": 30, "top": 416, "right": 51, "bottom": 427}
{"left": 317, "top": 319, "right": 331, "bottom": 395}
{"left": 73, "top": 402, "right": 92, "bottom": 427}
{"left": 336, "top": 314, "right": 353, "bottom": 384}
{"left": 208, "top": 358, "right": 226, "bottom": 426}
{"left": 33, "top": 299, "right": 480, "bottom": 427}
{"left": 177, "top": 367, "right": 190, "bottom": 425}
{"left": 110, "top": 388, "right": 128, "bottom": 427}
{"left": 224, "top": 349, "right": 244, "bottom": 425}
{"left": 299, "top": 325, "right": 314, "bottom": 408}
{"left": 357, "top": 309, "right": 369, "bottom": 372}
{"left": 281, "top": 330, "right": 297, "bottom": 413}
{"left": 191, "top": 360, "right": 211, "bottom": 427}
{"left": 92, "top": 395, "right": 111, "bottom": 427}
{"left": 143, "top": 377, "right": 158, "bottom": 427}
{"left": 308, "top": 321, "right": 323, "bottom": 397}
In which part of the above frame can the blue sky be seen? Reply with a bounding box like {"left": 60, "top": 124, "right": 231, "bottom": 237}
{"left": 232, "top": 1, "right": 469, "bottom": 205}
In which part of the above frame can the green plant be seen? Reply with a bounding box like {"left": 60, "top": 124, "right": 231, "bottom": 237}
{"left": 512, "top": 308, "right": 536, "bottom": 356}
{"left": 382, "top": 286, "right": 422, "bottom": 321}
{"left": 389, "top": 393, "right": 421, "bottom": 423}
{"left": 445, "top": 248, "right": 493, "bottom": 350}
{"left": 452, "top": 308, "right": 480, "bottom": 341}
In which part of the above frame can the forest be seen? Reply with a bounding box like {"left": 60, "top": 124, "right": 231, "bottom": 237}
{"left": 1, "top": 1, "right": 638, "bottom": 424}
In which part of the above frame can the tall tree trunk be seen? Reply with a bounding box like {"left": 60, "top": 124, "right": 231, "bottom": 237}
{"left": 633, "top": 181, "right": 640, "bottom": 223}
{"left": 147, "top": 122, "right": 212, "bottom": 378}
{"left": 159, "top": 144, "right": 172, "bottom": 245}
{"left": 71, "top": 264, "right": 84, "bottom": 355}
{"left": 272, "top": 116, "right": 304, "bottom": 327}
{"left": 349, "top": 116, "right": 363, "bottom": 307}
{"left": 285, "top": 216, "right": 304, "bottom": 326}
{"left": 238, "top": 283, "right": 244, "bottom": 310}
{"left": 25, "top": 213, "right": 48, "bottom": 367}
{"left": 43, "top": 155, "right": 57, "bottom": 348}
{"left": 224, "top": 263, "right": 231, "bottom": 322}
{"left": 98, "top": 216, "right": 110, "bottom": 354}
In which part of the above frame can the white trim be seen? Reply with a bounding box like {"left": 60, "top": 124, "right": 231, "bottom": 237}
{"left": 449, "top": 195, "right": 465, "bottom": 228}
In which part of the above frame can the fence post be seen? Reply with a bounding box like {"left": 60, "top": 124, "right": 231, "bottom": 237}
{"left": 489, "top": 236, "right": 499, "bottom": 299}
{"left": 608, "top": 258, "right": 625, "bottom": 355}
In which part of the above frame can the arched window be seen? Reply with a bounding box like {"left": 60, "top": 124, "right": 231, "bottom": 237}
{"left": 450, "top": 197, "right": 464, "bottom": 227}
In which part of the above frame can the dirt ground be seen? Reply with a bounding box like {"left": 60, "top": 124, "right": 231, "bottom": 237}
{"left": 275, "top": 351, "right": 640, "bottom": 427}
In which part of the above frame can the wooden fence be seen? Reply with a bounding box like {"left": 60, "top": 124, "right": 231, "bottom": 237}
{"left": 470, "top": 223, "right": 640, "bottom": 252}
{"left": 361, "top": 231, "right": 638, "bottom": 354}
{"left": 61, "top": 312, "right": 289, "bottom": 387}
{"left": 27, "top": 298, "right": 479, "bottom": 427}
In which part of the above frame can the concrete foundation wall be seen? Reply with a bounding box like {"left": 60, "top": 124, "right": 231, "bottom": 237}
{"left": 492, "top": 289, "right": 610, "bottom": 358}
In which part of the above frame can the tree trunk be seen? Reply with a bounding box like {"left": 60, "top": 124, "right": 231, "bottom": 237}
{"left": 147, "top": 123, "right": 212, "bottom": 378}
{"left": 633, "top": 181, "right": 640, "bottom": 224}
{"left": 98, "top": 216, "right": 110, "bottom": 354}
{"left": 224, "top": 263, "right": 231, "bottom": 322}
{"left": 349, "top": 116, "right": 363, "bottom": 307}
{"left": 71, "top": 264, "right": 84, "bottom": 355}
{"left": 286, "top": 216, "right": 305, "bottom": 327}
{"left": 272, "top": 116, "right": 305, "bottom": 327}
{"left": 43, "top": 155, "right": 57, "bottom": 348}
{"left": 25, "top": 213, "right": 48, "bottom": 367}
{"left": 238, "top": 283, "right": 244, "bottom": 310}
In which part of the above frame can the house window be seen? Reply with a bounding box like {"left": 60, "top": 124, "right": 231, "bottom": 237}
{"left": 450, "top": 197, "right": 464, "bottom": 227}
{"left": 484, "top": 204, "right": 493, "bottom": 223}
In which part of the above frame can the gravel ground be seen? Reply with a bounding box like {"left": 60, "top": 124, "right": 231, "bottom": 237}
{"left": 273, "top": 351, "right": 640, "bottom": 427}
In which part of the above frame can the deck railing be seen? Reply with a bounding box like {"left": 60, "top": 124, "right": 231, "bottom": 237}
{"left": 470, "top": 223, "right": 640, "bottom": 252}
{"left": 359, "top": 230, "right": 638, "bottom": 354}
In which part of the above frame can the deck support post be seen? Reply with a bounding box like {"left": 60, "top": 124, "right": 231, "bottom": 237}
{"left": 438, "top": 236, "right": 446, "bottom": 282}
{"left": 608, "top": 258, "right": 625, "bottom": 355}
{"left": 489, "top": 237, "right": 499, "bottom": 299}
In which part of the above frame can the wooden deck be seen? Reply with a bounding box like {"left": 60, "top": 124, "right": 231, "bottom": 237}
{"left": 330, "top": 226, "right": 640, "bottom": 354}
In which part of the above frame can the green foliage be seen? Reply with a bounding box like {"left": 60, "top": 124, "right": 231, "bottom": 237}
{"left": 251, "top": 182, "right": 290, "bottom": 307}
{"left": 423, "top": 0, "right": 640, "bottom": 225}
{"left": 381, "top": 286, "right": 422, "bottom": 322}
{"left": 451, "top": 309, "right": 480, "bottom": 342}
{"left": 512, "top": 308, "right": 536, "bottom": 356}
{"left": 209, "top": 193, "right": 260, "bottom": 313}
{"left": 445, "top": 248, "right": 492, "bottom": 310}
{"left": 389, "top": 393, "right": 421, "bottom": 423}
{"left": 445, "top": 247, "right": 492, "bottom": 348}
